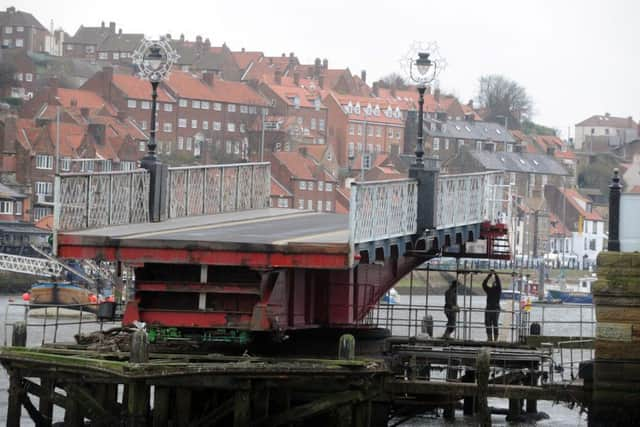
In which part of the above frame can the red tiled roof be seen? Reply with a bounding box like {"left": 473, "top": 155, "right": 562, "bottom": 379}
{"left": 263, "top": 78, "right": 324, "bottom": 109}
{"left": 461, "top": 104, "right": 482, "bottom": 120}
{"left": 576, "top": 114, "right": 637, "bottom": 128}
{"left": 560, "top": 188, "right": 603, "bottom": 221}
{"left": 232, "top": 51, "right": 263, "bottom": 70}
{"left": 335, "top": 199, "right": 349, "bottom": 214}
{"left": 299, "top": 144, "right": 327, "bottom": 162}
{"left": 555, "top": 150, "right": 576, "bottom": 160}
{"left": 271, "top": 177, "right": 292, "bottom": 197}
{"left": 112, "top": 73, "right": 174, "bottom": 102}
{"left": 165, "top": 71, "right": 266, "bottom": 105}
{"left": 549, "top": 213, "right": 571, "bottom": 237}
{"left": 56, "top": 88, "right": 112, "bottom": 111}
{"left": 35, "top": 215, "right": 53, "bottom": 230}
{"left": 272, "top": 151, "right": 317, "bottom": 180}
{"left": 629, "top": 185, "right": 640, "bottom": 194}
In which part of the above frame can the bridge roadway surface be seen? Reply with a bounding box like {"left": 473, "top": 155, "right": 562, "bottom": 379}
{"left": 57, "top": 209, "right": 355, "bottom": 268}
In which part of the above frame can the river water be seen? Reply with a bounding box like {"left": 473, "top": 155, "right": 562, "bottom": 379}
{"left": 0, "top": 294, "right": 589, "bottom": 425}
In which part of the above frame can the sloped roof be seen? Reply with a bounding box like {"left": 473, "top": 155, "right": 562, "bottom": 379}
{"left": 549, "top": 213, "right": 571, "bottom": 237}
{"left": 576, "top": 114, "right": 637, "bottom": 128}
{"left": 112, "top": 73, "right": 175, "bottom": 102}
{"left": 56, "top": 88, "right": 113, "bottom": 111}
{"left": 271, "top": 177, "right": 292, "bottom": 197}
{"left": 232, "top": 50, "right": 263, "bottom": 70}
{"left": 0, "top": 182, "right": 25, "bottom": 199}
{"left": 272, "top": 151, "right": 318, "bottom": 180}
{"left": 469, "top": 151, "right": 569, "bottom": 176}
{"left": 0, "top": 7, "right": 47, "bottom": 31}
{"left": 428, "top": 120, "right": 515, "bottom": 143}
{"left": 66, "top": 25, "right": 113, "bottom": 45}
{"left": 560, "top": 188, "right": 603, "bottom": 221}
{"left": 99, "top": 33, "right": 144, "bottom": 51}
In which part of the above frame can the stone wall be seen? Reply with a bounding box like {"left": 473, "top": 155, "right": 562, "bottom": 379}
{"left": 592, "top": 252, "right": 640, "bottom": 425}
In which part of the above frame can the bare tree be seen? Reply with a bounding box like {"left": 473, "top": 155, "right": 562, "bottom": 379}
{"left": 377, "top": 73, "right": 410, "bottom": 90}
{"left": 477, "top": 74, "right": 532, "bottom": 129}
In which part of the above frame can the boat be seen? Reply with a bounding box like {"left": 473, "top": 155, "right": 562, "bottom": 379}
{"left": 381, "top": 288, "right": 400, "bottom": 304}
{"left": 28, "top": 281, "right": 98, "bottom": 317}
{"left": 545, "top": 276, "right": 595, "bottom": 304}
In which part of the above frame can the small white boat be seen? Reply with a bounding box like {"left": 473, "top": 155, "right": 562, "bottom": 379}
{"left": 382, "top": 288, "right": 400, "bottom": 304}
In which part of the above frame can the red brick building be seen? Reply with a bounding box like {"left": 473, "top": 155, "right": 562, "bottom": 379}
{"left": 0, "top": 6, "right": 48, "bottom": 52}
{"left": 63, "top": 21, "right": 115, "bottom": 60}
{"left": 270, "top": 151, "right": 338, "bottom": 213}
{"left": 324, "top": 92, "right": 405, "bottom": 168}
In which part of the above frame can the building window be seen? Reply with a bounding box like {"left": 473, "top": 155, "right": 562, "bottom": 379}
{"left": 227, "top": 122, "right": 235, "bottom": 132}
{"left": 202, "top": 121, "right": 209, "bottom": 130}
{"left": 177, "top": 137, "right": 184, "bottom": 150}
{"left": 178, "top": 118, "right": 187, "bottom": 128}
{"left": 35, "top": 181, "right": 53, "bottom": 196}
{"left": 4, "top": 26, "right": 12, "bottom": 34}
{"left": 140, "top": 120, "right": 147, "bottom": 130}
{"left": 36, "top": 154, "right": 53, "bottom": 170}
{"left": 65, "top": 44, "right": 73, "bottom": 51}
{"left": 192, "top": 100, "right": 201, "bottom": 109}
{"left": 141, "top": 101, "right": 150, "bottom": 110}
{"left": 299, "top": 181, "right": 306, "bottom": 190}
{"left": 348, "top": 142, "right": 354, "bottom": 157}
{"left": 317, "top": 200, "right": 322, "bottom": 211}
{"left": 186, "top": 137, "right": 193, "bottom": 151}
{"left": 60, "top": 157, "right": 71, "bottom": 171}
{"left": 16, "top": 26, "right": 24, "bottom": 32}
{"left": 307, "top": 200, "right": 313, "bottom": 210}
{"left": 476, "top": 141, "right": 483, "bottom": 151}
{"left": 0, "top": 200, "right": 13, "bottom": 214}
{"left": 298, "top": 199, "right": 305, "bottom": 209}
{"left": 226, "top": 140, "right": 232, "bottom": 153}
{"left": 113, "top": 52, "right": 119, "bottom": 60}
{"left": 357, "top": 125, "right": 362, "bottom": 136}
{"left": 139, "top": 141, "right": 146, "bottom": 151}
{"left": 433, "top": 137, "right": 440, "bottom": 151}
{"left": 128, "top": 99, "right": 137, "bottom": 109}
{"left": 376, "top": 126, "right": 382, "bottom": 137}
{"left": 349, "top": 125, "right": 354, "bottom": 135}
{"left": 357, "top": 143, "right": 363, "bottom": 152}
{"left": 98, "top": 52, "right": 108, "bottom": 60}
{"left": 277, "top": 198, "right": 288, "bottom": 208}
{"left": 228, "top": 104, "right": 236, "bottom": 112}
{"left": 240, "top": 105, "right": 249, "bottom": 114}
{"left": 249, "top": 106, "right": 257, "bottom": 114}
{"left": 318, "top": 181, "right": 324, "bottom": 191}
{"left": 308, "top": 182, "right": 314, "bottom": 191}
{"left": 15, "top": 39, "right": 23, "bottom": 48}
{"left": 163, "top": 123, "right": 172, "bottom": 133}
{"left": 191, "top": 119, "right": 198, "bottom": 129}
{"left": 326, "top": 183, "right": 333, "bottom": 192}
{"left": 319, "top": 119, "right": 325, "bottom": 131}
{"left": 310, "top": 118, "right": 316, "bottom": 130}
{"left": 201, "top": 101, "right": 210, "bottom": 109}
{"left": 395, "top": 129, "right": 401, "bottom": 139}
{"left": 213, "top": 121, "right": 221, "bottom": 130}
{"left": 240, "top": 123, "right": 245, "bottom": 133}
{"left": 179, "top": 99, "right": 187, "bottom": 108}
{"left": 325, "top": 201, "right": 332, "bottom": 211}
{"left": 15, "top": 200, "right": 22, "bottom": 215}
{"left": 164, "top": 103, "right": 173, "bottom": 112}
{"left": 388, "top": 128, "right": 393, "bottom": 137}
{"left": 368, "top": 126, "right": 373, "bottom": 136}
{"left": 213, "top": 102, "right": 222, "bottom": 111}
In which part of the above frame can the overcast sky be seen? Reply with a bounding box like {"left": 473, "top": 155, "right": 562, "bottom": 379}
{"left": 12, "top": 0, "right": 640, "bottom": 137}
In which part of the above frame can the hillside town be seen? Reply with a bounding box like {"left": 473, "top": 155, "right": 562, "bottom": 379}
{"left": 0, "top": 5, "right": 637, "bottom": 269}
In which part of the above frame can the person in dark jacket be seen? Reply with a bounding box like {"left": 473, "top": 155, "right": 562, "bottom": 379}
{"left": 442, "top": 280, "right": 459, "bottom": 339}
{"left": 482, "top": 270, "right": 502, "bottom": 341}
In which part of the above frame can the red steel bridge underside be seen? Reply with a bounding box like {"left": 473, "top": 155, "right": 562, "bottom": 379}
{"left": 57, "top": 207, "right": 507, "bottom": 333}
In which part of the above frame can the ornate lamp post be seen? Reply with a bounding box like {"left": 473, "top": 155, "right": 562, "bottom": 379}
{"left": 409, "top": 52, "right": 437, "bottom": 168}
{"left": 132, "top": 38, "right": 179, "bottom": 162}
{"left": 132, "top": 38, "right": 179, "bottom": 221}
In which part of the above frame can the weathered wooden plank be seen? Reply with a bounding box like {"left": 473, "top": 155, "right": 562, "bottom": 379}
{"left": 476, "top": 348, "right": 491, "bottom": 427}
{"left": 38, "top": 378, "right": 54, "bottom": 427}
{"left": 7, "top": 373, "right": 22, "bottom": 427}
{"left": 189, "top": 396, "right": 234, "bottom": 427}
{"left": 175, "top": 387, "right": 191, "bottom": 427}
{"left": 152, "top": 386, "right": 170, "bottom": 427}
{"left": 127, "top": 382, "right": 149, "bottom": 427}
{"left": 234, "top": 389, "right": 251, "bottom": 427}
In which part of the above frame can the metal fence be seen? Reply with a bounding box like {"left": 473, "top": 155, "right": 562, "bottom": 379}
{"left": 436, "top": 171, "right": 506, "bottom": 229}
{"left": 55, "top": 170, "right": 150, "bottom": 232}
{"left": 349, "top": 178, "right": 418, "bottom": 244}
{"left": 167, "top": 162, "right": 270, "bottom": 218}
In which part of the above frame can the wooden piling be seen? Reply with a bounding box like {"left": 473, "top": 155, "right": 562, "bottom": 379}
{"left": 11, "top": 321, "right": 27, "bottom": 347}
{"left": 7, "top": 372, "right": 22, "bottom": 427}
{"left": 130, "top": 329, "right": 149, "bottom": 363}
{"left": 127, "top": 382, "right": 149, "bottom": 427}
{"left": 64, "top": 386, "right": 85, "bottom": 427}
{"left": 175, "top": 387, "right": 191, "bottom": 427}
{"left": 462, "top": 369, "right": 476, "bottom": 415}
{"left": 443, "top": 359, "right": 459, "bottom": 420}
{"left": 338, "top": 334, "right": 356, "bottom": 360}
{"left": 152, "top": 386, "right": 170, "bottom": 427}
{"left": 39, "top": 378, "right": 54, "bottom": 427}
{"left": 507, "top": 398, "right": 522, "bottom": 421}
{"left": 476, "top": 347, "right": 491, "bottom": 427}
{"left": 233, "top": 389, "right": 251, "bottom": 427}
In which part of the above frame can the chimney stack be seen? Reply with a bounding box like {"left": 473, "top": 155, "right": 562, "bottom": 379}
{"left": 241, "top": 47, "right": 245, "bottom": 52}
{"left": 318, "top": 75, "right": 324, "bottom": 89}
{"left": 434, "top": 88, "right": 440, "bottom": 102}
{"left": 117, "top": 110, "right": 127, "bottom": 122}
{"left": 372, "top": 82, "right": 379, "bottom": 96}
{"left": 360, "top": 70, "right": 366, "bottom": 83}
{"left": 109, "top": 22, "right": 116, "bottom": 33}
{"left": 314, "top": 58, "right": 321, "bottom": 78}
{"left": 628, "top": 116, "right": 633, "bottom": 128}
{"left": 102, "top": 66, "right": 114, "bottom": 102}
{"left": 275, "top": 70, "right": 282, "bottom": 85}
{"left": 80, "top": 107, "right": 90, "bottom": 120}
{"left": 293, "top": 72, "right": 300, "bottom": 86}
{"left": 425, "top": 86, "right": 431, "bottom": 95}
{"left": 468, "top": 99, "right": 473, "bottom": 108}
{"left": 202, "top": 71, "right": 215, "bottom": 86}
{"left": 322, "top": 58, "right": 328, "bottom": 70}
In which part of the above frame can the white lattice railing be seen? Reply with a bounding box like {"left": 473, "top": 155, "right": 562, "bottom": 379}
{"left": 0, "top": 253, "right": 62, "bottom": 277}
{"left": 436, "top": 171, "right": 505, "bottom": 229}
{"left": 54, "top": 170, "right": 150, "bottom": 232}
{"left": 349, "top": 178, "right": 418, "bottom": 244}
{"left": 167, "top": 162, "right": 270, "bottom": 218}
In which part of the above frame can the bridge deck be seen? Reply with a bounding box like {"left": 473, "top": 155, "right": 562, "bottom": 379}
{"left": 57, "top": 209, "right": 352, "bottom": 269}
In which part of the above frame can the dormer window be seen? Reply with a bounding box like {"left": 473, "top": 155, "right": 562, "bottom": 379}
{"left": 354, "top": 102, "right": 361, "bottom": 114}
{"left": 374, "top": 105, "right": 380, "bottom": 116}
{"left": 385, "top": 106, "right": 393, "bottom": 118}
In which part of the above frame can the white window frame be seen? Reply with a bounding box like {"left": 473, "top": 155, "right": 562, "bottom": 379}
{"left": 325, "top": 201, "right": 332, "bottom": 211}
{"left": 227, "top": 104, "right": 236, "bottom": 112}
{"left": 191, "top": 119, "right": 198, "bottom": 129}
{"left": 179, "top": 99, "right": 188, "bottom": 108}
{"left": 192, "top": 100, "right": 201, "bottom": 109}
{"left": 36, "top": 154, "right": 53, "bottom": 170}
{"left": 163, "top": 122, "right": 172, "bottom": 133}
{"left": 325, "top": 183, "right": 333, "bottom": 192}
{"left": 178, "top": 118, "right": 187, "bottom": 128}
{"left": 0, "top": 200, "right": 13, "bottom": 214}
{"left": 213, "top": 102, "right": 222, "bottom": 111}
{"left": 227, "top": 122, "right": 235, "bottom": 132}
{"left": 164, "top": 103, "right": 173, "bottom": 112}
{"left": 141, "top": 101, "right": 150, "bottom": 110}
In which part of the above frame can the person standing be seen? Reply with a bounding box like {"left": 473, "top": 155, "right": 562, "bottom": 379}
{"left": 482, "top": 270, "right": 502, "bottom": 341}
{"left": 442, "top": 280, "right": 459, "bottom": 339}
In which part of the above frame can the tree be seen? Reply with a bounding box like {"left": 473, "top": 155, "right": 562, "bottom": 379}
{"left": 476, "top": 74, "right": 533, "bottom": 129}
{"left": 376, "top": 73, "right": 410, "bottom": 90}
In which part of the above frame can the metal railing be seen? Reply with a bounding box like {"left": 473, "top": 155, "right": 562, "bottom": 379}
{"left": 55, "top": 169, "right": 150, "bottom": 231}
{"left": 167, "top": 162, "right": 270, "bottom": 218}
{"left": 436, "top": 171, "right": 505, "bottom": 229}
{"left": 349, "top": 178, "right": 418, "bottom": 244}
